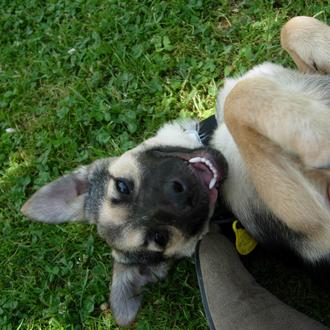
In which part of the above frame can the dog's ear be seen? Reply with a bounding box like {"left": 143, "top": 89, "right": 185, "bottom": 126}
{"left": 21, "top": 159, "right": 112, "bottom": 224}
{"left": 21, "top": 166, "right": 91, "bottom": 223}
{"left": 110, "top": 261, "right": 169, "bottom": 327}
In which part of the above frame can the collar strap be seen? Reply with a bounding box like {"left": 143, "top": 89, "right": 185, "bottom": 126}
{"left": 198, "top": 115, "right": 218, "bottom": 146}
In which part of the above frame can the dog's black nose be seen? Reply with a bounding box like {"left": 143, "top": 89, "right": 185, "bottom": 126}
{"left": 164, "top": 178, "right": 194, "bottom": 209}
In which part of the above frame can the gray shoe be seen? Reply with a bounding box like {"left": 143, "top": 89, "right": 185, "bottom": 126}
{"left": 195, "top": 231, "right": 328, "bottom": 330}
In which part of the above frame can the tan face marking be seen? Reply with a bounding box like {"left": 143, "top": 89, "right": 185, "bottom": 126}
{"left": 164, "top": 224, "right": 209, "bottom": 258}
{"left": 98, "top": 200, "right": 129, "bottom": 226}
{"left": 147, "top": 241, "right": 164, "bottom": 252}
{"left": 97, "top": 150, "right": 141, "bottom": 226}
{"left": 109, "top": 151, "right": 141, "bottom": 190}
{"left": 113, "top": 228, "right": 145, "bottom": 251}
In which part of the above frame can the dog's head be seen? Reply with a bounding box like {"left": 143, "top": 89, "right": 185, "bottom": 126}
{"left": 21, "top": 119, "right": 228, "bottom": 326}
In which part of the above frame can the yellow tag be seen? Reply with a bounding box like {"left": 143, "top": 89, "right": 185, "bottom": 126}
{"left": 232, "top": 220, "right": 257, "bottom": 255}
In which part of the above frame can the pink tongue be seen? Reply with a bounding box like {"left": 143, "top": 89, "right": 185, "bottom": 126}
{"left": 191, "top": 163, "right": 213, "bottom": 187}
{"left": 190, "top": 162, "right": 219, "bottom": 205}
{"left": 209, "top": 187, "right": 218, "bottom": 205}
{"left": 191, "top": 163, "right": 218, "bottom": 202}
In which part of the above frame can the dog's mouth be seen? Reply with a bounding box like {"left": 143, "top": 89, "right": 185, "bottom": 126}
{"left": 189, "top": 156, "right": 220, "bottom": 189}
{"left": 187, "top": 153, "right": 225, "bottom": 206}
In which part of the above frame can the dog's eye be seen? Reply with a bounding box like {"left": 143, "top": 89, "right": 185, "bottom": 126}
{"left": 153, "top": 231, "right": 169, "bottom": 247}
{"left": 115, "top": 179, "right": 130, "bottom": 195}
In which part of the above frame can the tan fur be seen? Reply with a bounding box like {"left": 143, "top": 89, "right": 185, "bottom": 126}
{"left": 116, "top": 229, "right": 145, "bottom": 251}
{"left": 98, "top": 201, "right": 129, "bottom": 226}
{"left": 164, "top": 224, "right": 209, "bottom": 258}
{"left": 109, "top": 152, "right": 141, "bottom": 190}
{"left": 225, "top": 78, "right": 330, "bottom": 236}
{"left": 225, "top": 78, "right": 330, "bottom": 169}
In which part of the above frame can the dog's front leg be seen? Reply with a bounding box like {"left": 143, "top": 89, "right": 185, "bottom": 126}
{"left": 223, "top": 77, "right": 330, "bottom": 241}
{"left": 109, "top": 261, "right": 170, "bottom": 327}
{"left": 225, "top": 76, "right": 330, "bottom": 170}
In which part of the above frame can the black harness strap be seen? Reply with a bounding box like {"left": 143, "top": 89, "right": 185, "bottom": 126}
{"left": 198, "top": 115, "right": 218, "bottom": 146}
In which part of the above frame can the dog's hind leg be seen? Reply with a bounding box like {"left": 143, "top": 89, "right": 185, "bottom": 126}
{"left": 281, "top": 16, "right": 330, "bottom": 74}
{"left": 224, "top": 76, "right": 330, "bottom": 261}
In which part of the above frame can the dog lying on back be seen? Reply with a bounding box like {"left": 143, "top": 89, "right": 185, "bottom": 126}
{"left": 22, "top": 17, "right": 330, "bottom": 326}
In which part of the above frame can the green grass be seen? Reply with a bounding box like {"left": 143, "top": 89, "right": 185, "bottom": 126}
{"left": 1, "top": 0, "right": 329, "bottom": 328}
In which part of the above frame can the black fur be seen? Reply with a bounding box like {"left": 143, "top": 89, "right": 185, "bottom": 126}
{"left": 84, "top": 160, "right": 111, "bottom": 221}
{"left": 135, "top": 146, "right": 228, "bottom": 236}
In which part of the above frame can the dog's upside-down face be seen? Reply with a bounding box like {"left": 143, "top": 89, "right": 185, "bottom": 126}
{"left": 21, "top": 120, "right": 228, "bottom": 326}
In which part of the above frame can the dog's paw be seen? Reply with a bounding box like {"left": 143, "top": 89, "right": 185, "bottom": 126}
{"left": 281, "top": 16, "right": 330, "bottom": 74}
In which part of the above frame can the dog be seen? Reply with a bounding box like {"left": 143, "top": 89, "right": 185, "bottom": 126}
{"left": 21, "top": 16, "right": 330, "bottom": 327}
